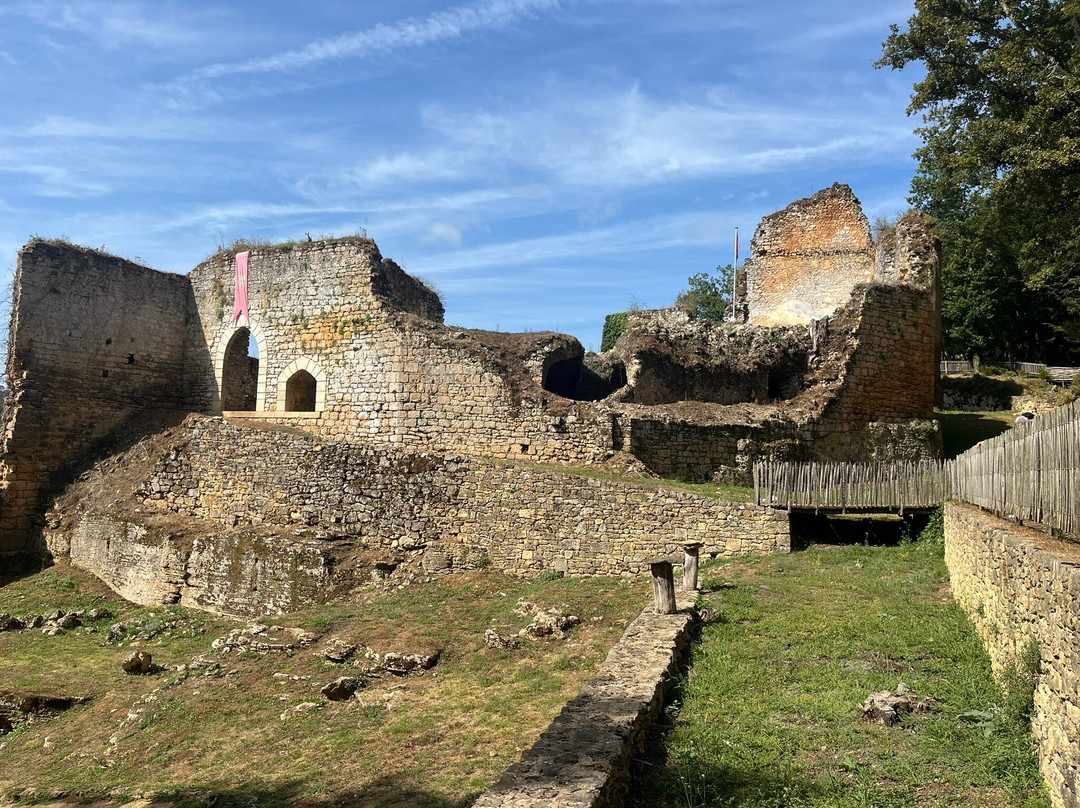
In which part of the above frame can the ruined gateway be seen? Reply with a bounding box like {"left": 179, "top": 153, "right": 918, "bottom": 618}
{"left": 0, "top": 184, "right": 941, "bottom": 614}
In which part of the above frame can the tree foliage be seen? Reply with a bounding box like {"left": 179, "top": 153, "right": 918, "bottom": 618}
{"left": 879, "top": 0, "right": 1080, "bottom": 362}
{"left": 600, "top": 311, "right": 629, "bottom": 352}
{"left": 676, "top": 264, "right": 735, "bottom": 324}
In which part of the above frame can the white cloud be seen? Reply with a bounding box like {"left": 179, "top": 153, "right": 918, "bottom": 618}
{"left": 414, "top": 208, "right": 737, "bottom": 275}
{"left": 421, "top": 222, "right": 464, "bottom": 246}
{"left": 329, "top": 81, "right": 916, "bottom": 193}
{"left": 1, "top": 1, "right": 206, "bottom": 49}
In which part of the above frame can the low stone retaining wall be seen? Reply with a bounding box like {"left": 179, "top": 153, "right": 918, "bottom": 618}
{"left": 474, "top": 596, "right": 696, "bottom": 808}
{"left": 944, "top": 502, "right": 1080, "bottom": 808}
{"left": 139, "top": 418, "right": 789, "bottom": 577}
{"left": 59, "top": 516, "right": 340, "bottom": 615}
{"left": 48, "top": 417, "right": 789, "bottom": 615}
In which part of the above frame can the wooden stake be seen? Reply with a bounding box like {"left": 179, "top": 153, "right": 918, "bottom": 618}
{"left": 682, "top": 544, "right": 701, "bottom": 592}
{"left": 648, "top": 559, "right": 677, "bottom": 615}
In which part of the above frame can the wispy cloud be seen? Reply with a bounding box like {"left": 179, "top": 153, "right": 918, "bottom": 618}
{"left": 414, "top": 208, "right": 737, "bottom": 275}
{"left": 422, "top": 222, "right": 464, "bottom": 246}
{"left": 182, "top": 0, "right": 567, "bottom": 82}
{"left": 1, "top": 1, "right": 207, "bottom": 49}
{"left": 317, "top": 82, "right": 916, "bottom": 194}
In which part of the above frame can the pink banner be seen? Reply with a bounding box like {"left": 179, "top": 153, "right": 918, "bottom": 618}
{"left": 232, "top": 251, "right": 250, "bottom": 325}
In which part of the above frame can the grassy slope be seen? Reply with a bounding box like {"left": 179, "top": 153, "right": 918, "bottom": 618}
{"left": 0, "top": 566, "right": 649, "bottom": 807}
{"left": 632, "top": 541, "right": 1049, "bottom": 808}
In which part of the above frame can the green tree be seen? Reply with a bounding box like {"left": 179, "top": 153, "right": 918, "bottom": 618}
{"left": 676, "top": 264, "right": 736, "bottom": 323}
{"left": 879, "top": 0, "right": 1080, "bottom": 362}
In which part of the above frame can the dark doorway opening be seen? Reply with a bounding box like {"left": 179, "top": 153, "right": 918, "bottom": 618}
{"left": 222, "top": 328, "right": 259, "bottom": 411}
{"left": 285, "top": 369, "right": 317, "bottom": 412}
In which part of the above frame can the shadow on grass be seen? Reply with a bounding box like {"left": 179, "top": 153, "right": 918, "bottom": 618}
{"left": 937, "top": 410, "right": 1013, "bottom": 458}
{"left": 151, "top": 777, "right": 479, "bottom": 808}
{"left": 627, "top": 743, "right": 835, "bottom": 808}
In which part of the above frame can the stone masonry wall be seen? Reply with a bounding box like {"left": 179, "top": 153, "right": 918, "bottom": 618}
{"left": 475, "top": 595, "right": 697, "bottom": 808}
{"left": 1, "top": 242, "right": 193, "bottom": 569}
{"left": 744, "top": 184, "right": 875, "bottom": 326}
{"left": 186, "top": 241, "right": 616, "bottom": 465}
{"left": 125, "top": 418, "right": 789, "bottom": 580}
{"left": 811, "top": 283, "right": 941, "bottom": 461}
{"left": 944, "top": 503, "right": 1080, "bottom": 808}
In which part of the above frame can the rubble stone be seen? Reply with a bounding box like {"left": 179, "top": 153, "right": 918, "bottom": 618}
{"left": 121, "top": 650, "right": 153, "bottom": 675}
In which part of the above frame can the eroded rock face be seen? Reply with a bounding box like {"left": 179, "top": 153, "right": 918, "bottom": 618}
{"left": 62, "top": 515, "right": 340, "bottom": 618}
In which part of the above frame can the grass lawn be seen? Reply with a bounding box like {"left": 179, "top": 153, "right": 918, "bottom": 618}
{"left": 0, "top": 565, "right": 650, "bottom": 807}
{"left": 499, "top": 459, "right": 753, "bottom": 502}
{"left": 631, "top": 537, "right": 1049, "bottom": 808}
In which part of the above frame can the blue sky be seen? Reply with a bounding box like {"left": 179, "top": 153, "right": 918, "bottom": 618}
{"left": 0, "top": 0, "right": 923, "bottom": 350}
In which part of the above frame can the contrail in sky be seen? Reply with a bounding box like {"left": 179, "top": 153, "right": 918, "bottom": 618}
{"left": 189, "top": 0, "right": 568, "bottom": 80}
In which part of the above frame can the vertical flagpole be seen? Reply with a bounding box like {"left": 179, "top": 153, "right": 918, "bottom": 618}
{"left": 730, "top": 226, "right": 739, "bottom": 322}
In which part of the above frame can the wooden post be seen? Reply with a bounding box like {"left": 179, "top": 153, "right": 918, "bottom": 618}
{"left": 648, "top": 558, "right": 677, "bottom": 615}
{"left": 682, "top": 543, "right": 701, "bottom": 592}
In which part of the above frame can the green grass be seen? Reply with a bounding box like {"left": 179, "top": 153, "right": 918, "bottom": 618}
{"left": 633, "top": 541, "right": 1049, "bottom": 808}
{"left": 937, "top": 410, "right": 1015, "bottom": 458}
{"left": 496, "top": 458, "right": 753, "bottom": 502}
{"left": 0, "top": 567, "right": 649, "bottom": 806}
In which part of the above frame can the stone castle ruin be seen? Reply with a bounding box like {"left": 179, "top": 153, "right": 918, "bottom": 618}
{"left": 0, "top": 183, "right": 941, "bottom": 613}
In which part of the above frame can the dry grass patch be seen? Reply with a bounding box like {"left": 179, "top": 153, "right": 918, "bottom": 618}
{"left": 0, "top": 567, "right": 649, "bottom": 807}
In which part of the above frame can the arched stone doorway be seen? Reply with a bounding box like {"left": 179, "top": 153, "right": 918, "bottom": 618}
{"left": 285, "top": 369, "right": 317, "bottom": 412}
{"left": 214, "top": 319, "right": 267, "bottom": 412}
{"left": 221, "top": 327, "right": 259, "bottom": 411}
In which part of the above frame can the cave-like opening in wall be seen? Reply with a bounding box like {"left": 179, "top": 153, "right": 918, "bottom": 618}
{"left": 221, "top": 327, "right": 259, "bottom": 411}
{"left": 285, "top": 369, "right": 317, "bottom": 412}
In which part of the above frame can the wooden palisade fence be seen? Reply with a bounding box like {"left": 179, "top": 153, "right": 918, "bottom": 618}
{"left": 946, "top": 398, "right": 1079, "bottom": 537}
{"left": 754, "top": 460, "right": 946, "bottom": 514}
{"left": 940, "top": 359, "right": 1079, "bottom": 383}
{"left": 755, "top": 398, "right": 1079, "bottom": 538}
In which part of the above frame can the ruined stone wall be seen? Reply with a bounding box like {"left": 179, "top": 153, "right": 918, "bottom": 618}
{"left": 623, "top": 416, "right": 763, "bottom": 484}
{"left": 744, "top": 184, "right": 875, "bottom": 326}
{"left": 944, "top": 503, "right": 1080, "bottom": 808}
{"left": 75, "top": 419, "right": 787, "bottom": 589}
{"left": 811, "top": 284, "right": 940, "bottom": 461}
{"left": 0, "top": 242, "right": 193, "bottom": 569}
{"left": 475, "top": 597, "right": 696, "bottom": 808}
{"left": 143, "top": 419, "right": 788, "bottom": 574}
{"left": 187, "top": 241, "right": 615, "bottom": 464}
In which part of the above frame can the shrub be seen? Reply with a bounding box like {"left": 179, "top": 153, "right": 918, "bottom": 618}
{"left": 600, "top": 312, "right": 629, "bottom": 352}
{"left": 919, "top": 507, "right": 944, "bottom": 544}
{"left": 675, "top": 265, "right": 733, "bottom": 324}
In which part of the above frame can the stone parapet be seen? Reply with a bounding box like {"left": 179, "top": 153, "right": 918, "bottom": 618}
{"left": 944, "top": 502, "right": 1080, "bottom": 808}
{"left": 473, "top": 596, "right": 696, "bottom": 808}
